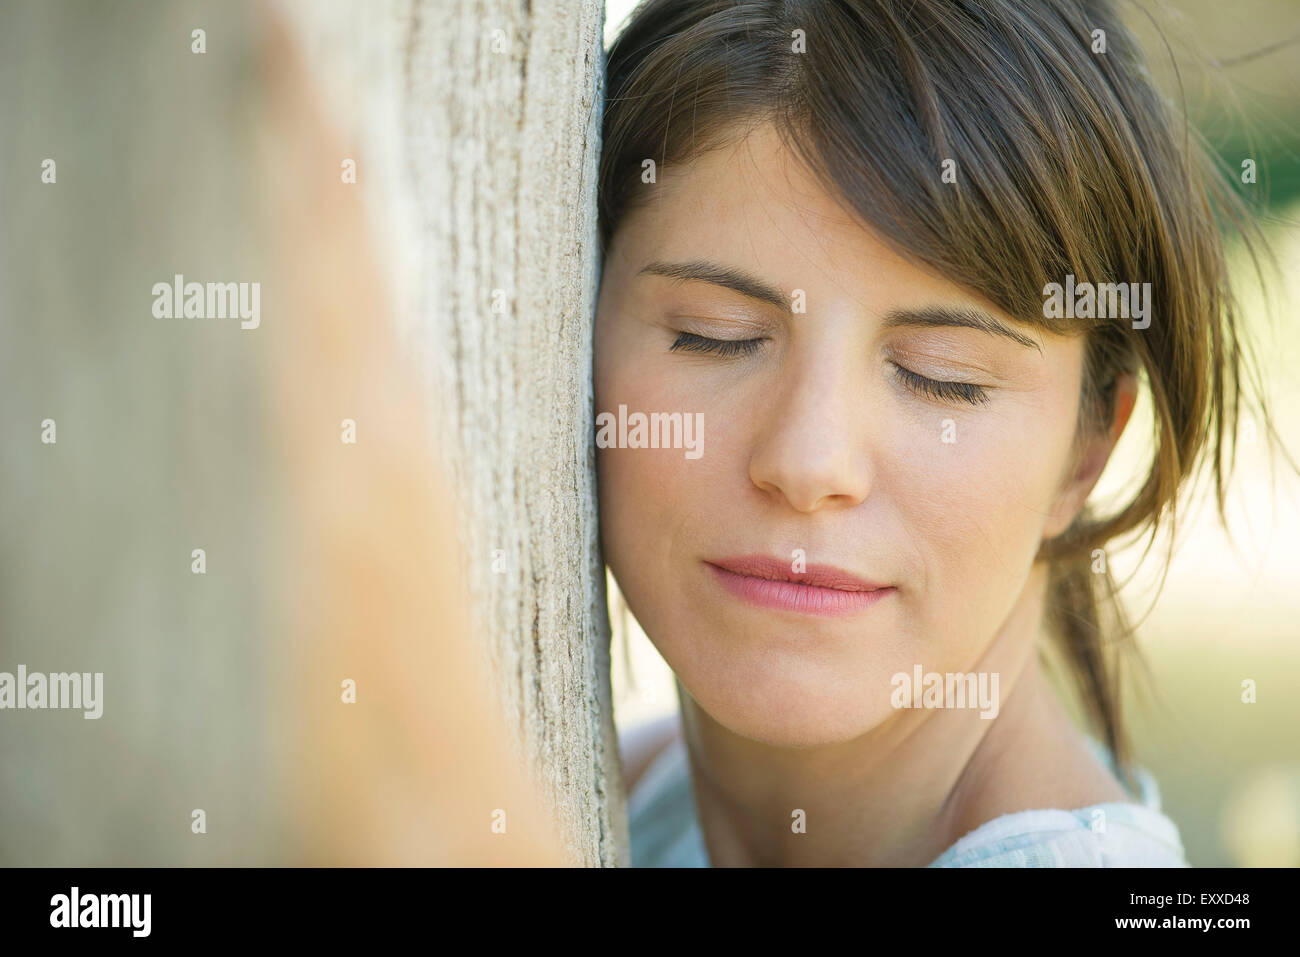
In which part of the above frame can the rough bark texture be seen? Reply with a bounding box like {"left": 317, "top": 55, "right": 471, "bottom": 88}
{"left": 277, "top": 0, "right": 625, "bottom": 866}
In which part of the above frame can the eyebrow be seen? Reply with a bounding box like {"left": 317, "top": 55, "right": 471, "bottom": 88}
{"left": 639, "top": 259, "right": 789, "bottom": 309}
{"left": 882, "top": 305, "right": 1041, "bottom": 352}
{"left": 639, "top": 259, "right": 1040, "bottom": 352}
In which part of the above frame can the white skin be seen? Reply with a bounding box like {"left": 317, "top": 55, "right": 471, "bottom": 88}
{"left": 595, "top": 121, "right": 1139, "bottom": 866}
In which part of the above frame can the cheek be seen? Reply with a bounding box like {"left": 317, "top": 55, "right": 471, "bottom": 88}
{"left": 593, "top": 333, "right": 729, "bottom": 599}
{"left": 887, "top": 395, "right": 1077, "bottom": 649}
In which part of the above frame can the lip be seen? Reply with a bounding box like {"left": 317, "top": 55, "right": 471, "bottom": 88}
{"left": 705, "top": 554, "right": 895, "bottom": 618}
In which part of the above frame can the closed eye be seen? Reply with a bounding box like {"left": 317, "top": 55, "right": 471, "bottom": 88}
{"left": 669, "top": 331, "right": 765, "bottom": 358}
{"left": 891, "top": 362, "right": 990, "bottom": 406}
{"left": 669, "top": 334, "right": 988, "bottom": 405}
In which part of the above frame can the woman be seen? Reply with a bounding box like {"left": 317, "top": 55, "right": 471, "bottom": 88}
{"left": 596, "top": 0, "right": 1279, "bottom": 866}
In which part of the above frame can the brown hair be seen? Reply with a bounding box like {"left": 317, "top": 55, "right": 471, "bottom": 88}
{"left": 598, "top": 0, "right": 1286, "bottom": 780}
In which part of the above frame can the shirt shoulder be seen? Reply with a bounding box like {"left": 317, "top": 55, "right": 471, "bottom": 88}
{"left": 927, "top": 737, "right": 1190, "bottom": 867}
{"left": 925, "top": 803, "right": 1189, "bottom": 867}
{"left": 626, "top": 729, "right": 1189, "bottom": 867}
{"left": 627, "top": 733, "right": 709, "bottom": 867}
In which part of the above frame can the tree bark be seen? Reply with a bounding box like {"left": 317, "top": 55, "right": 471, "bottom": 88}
{"left": 277, "top": 0, "right": 625, "bottom": 866}
{"left": 0, "top": 0, "right": 622, "bottom": 867}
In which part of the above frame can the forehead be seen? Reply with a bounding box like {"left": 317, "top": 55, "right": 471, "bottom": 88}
{"left": 613, "top": 121, "right": 1004, "bottom": 320}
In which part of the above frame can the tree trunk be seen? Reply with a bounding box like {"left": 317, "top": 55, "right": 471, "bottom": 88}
{"left": 0, "top": 0, "right": 623, "bottom": 867}
{"left": 276, "top": 0, "right": 625, "bottom": 866}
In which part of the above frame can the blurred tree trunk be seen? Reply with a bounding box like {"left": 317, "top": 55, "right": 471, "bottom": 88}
{"left": 0, "top": 0, "right": 623, "bottom": 867}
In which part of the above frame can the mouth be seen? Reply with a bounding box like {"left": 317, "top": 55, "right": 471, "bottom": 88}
{"left": 704, "top": 554, "right": 896, "bottom": 618}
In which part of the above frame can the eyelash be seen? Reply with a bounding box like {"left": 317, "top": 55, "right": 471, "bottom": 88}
{"left": 890, "top": 363, "right": 990, "bottom": 406}
{"left": 669, "top": 332, "right": 990, "bottom": 407}
{"left": 669, "top": 331, "right": 766, "bottom": 358}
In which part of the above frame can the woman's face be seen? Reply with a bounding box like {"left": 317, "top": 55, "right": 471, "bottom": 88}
{"left": 595, "top": 122, "right": 1093, "bottom": 747}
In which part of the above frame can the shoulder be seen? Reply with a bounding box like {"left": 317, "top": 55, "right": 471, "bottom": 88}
{"left": 931, "top": 733, "right": 1190, "bottom": 868}
{"left": 618, "top": 711, "right": 682, "bottom": 796}
{"left": 928, "top": 803, "right": 1189, "bottom": 867}
{"left": 622, "top": 717, "right": 710, "bottom": 867}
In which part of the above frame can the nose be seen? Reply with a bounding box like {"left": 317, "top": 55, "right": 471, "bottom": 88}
{"left": 747, "top": 355, "right": 874, "bottom": 513}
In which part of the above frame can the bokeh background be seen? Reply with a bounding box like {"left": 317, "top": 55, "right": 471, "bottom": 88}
{"left": 606, "top": 0, "right": 1300, "bottom": 867}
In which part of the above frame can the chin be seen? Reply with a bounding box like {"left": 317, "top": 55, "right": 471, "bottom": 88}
{"left": 668, "top": 644, "right": 894, "bottom": 749}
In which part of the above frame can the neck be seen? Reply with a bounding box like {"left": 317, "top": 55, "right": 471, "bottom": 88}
{"left": 681, "top": 561, "right": 1079, "bottom": 866}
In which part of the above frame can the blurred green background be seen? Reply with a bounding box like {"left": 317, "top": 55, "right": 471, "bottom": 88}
{"left": 606, "top": 0, "right": 1300, "bottom": 867}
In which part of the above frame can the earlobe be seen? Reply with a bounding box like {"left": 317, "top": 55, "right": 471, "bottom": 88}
{"left": 1106, "top": 371, "right": 1139, "bottom": 446}
{"left": 1043, "top": 372, "right": 1139, "bottom": 541}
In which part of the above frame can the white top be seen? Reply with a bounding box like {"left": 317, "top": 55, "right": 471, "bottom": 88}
{"left": 627, "top": 733, "right": 1190, "bottom": 867}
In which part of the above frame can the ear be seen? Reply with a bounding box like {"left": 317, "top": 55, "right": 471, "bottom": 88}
{"left": 1043, "top": 371, "right": 1138, "bottom": 540}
